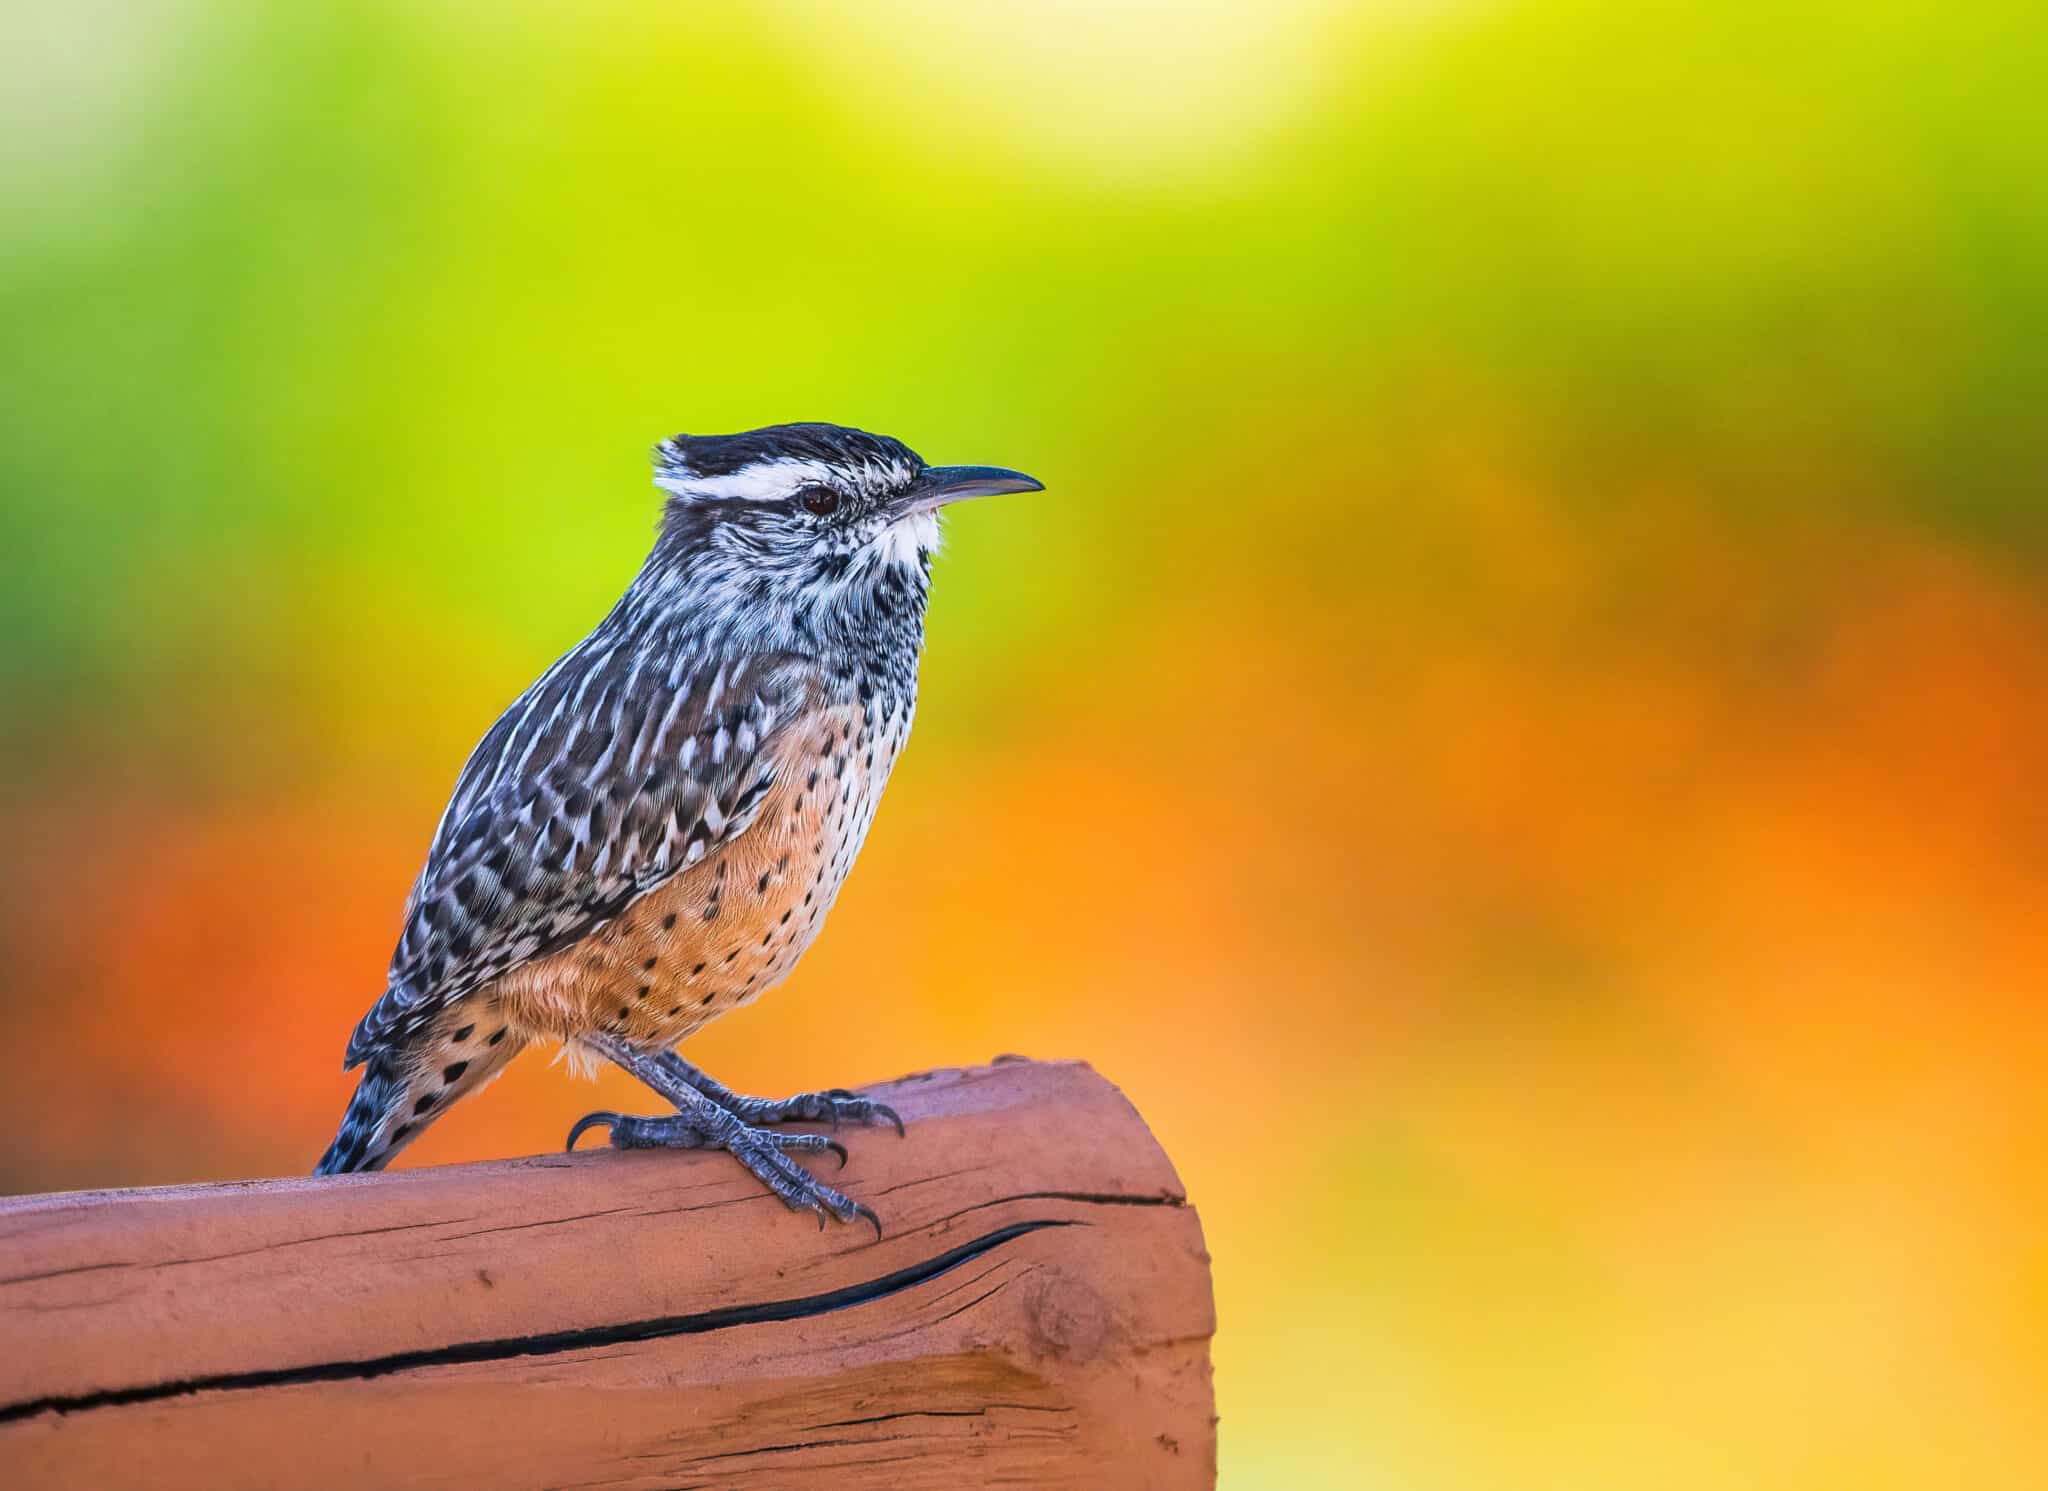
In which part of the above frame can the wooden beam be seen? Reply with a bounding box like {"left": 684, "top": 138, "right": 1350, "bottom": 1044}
{"left": 0, "top": 1058, "right": 1214, "bottom": 1489}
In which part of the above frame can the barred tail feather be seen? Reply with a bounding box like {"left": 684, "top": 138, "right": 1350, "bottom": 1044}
{"left": 315, "top": 1005, "right": 527, "bottom": 1175}
{"left": 316, "top": 1054, "right": 408, "bottom": 1175}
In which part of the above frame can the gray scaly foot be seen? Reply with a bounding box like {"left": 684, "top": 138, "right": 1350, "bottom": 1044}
{"left": 570, "top": 1035, "right": 883, "bottom": 1238}
{"left": 652, "top": 1050, "right": 905, "bottom": 1136}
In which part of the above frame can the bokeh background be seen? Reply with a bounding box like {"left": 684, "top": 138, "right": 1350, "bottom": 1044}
{"left": 4, "top": 1, "right": 2045, "bottom": 1485}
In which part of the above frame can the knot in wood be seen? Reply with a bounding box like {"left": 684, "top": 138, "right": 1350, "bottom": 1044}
{"left": 1021, "top": 1267, "right": 1112, "bottom": 1364}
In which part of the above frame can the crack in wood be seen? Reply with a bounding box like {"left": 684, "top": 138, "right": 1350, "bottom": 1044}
{"left": 939, "top": 1189, "right": 1185, "bottom": 1225}
{"left": 0, "top": 1215, "right": 488, "bottom": 1288}
{"left": 0, "top": 1217, "right": 1092, "bottom": 1426}
{"left": 927, "top": 1278, "right": 1012, "bottom": 1328}
{"left": 434, "top": 1205, "right": 645, "bottom": 1242}
{"left": 809, "top": 1403, "right": 1075, "bottom": 1429}
{"left": 0, "top": 1259, "right": 137, "bottom": 1288}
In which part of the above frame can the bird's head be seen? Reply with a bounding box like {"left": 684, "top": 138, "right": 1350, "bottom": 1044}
{"left": 641, "top": 422, "right": 1041, "bottom": 647}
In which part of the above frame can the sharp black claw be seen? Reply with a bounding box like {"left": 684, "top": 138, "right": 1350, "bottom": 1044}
{"left": 854, "top": 1203, "right": 883, "bottom": 1242}
{"left": 566, "top": 1111, "right": 621, "bottom": 1151}
{"left": 826, "top": 1139, "right": 849, "bottom": 1169}
{"left": 874, "top": 1102, "right": 906, "bottom": 1138}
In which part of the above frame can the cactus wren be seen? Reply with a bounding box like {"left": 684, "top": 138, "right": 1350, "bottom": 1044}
{"left": 315, "top": 423, "right": 1041, "bottom": 1235}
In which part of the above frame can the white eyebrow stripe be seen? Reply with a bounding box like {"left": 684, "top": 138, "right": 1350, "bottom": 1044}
{"left": 654, "top": 458, "right": 839, "bottom": 502}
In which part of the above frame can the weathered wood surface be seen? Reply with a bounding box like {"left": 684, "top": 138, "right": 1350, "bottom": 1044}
{"left": 0, "top": 1058, "right": 1214, "bottom": 1489}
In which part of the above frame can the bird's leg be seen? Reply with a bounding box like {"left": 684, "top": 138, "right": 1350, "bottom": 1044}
{"left": 650, "top": 1050, "right": 905, "bottom": 1136}
{"left": 563, "top": 1110, "right": 847, "bottom": 1164}
{"left": 567, "top": 1033, "right": 880, "bottom": 1237}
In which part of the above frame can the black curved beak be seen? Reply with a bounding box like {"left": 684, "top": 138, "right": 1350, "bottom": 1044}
{"left": 905, "top": 464, "right": 1044, "bottom": 513}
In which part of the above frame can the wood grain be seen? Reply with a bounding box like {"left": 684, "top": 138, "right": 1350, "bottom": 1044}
{"left": 0, "top": 1058, "right": 1215, "bottom": 1489}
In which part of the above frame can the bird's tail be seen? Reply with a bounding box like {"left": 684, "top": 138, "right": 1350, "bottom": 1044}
{"left": 316, "top": 1052, "right": 408, "bottom": 1175}
{"left": 315, "top": 1004, "right": 527, "bottom": 1175}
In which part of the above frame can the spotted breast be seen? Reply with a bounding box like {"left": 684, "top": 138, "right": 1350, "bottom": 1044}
{"left": 490, "top": 695, "right": 913, "bottom": 1050}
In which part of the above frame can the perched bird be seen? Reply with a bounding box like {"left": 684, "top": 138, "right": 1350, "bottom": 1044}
{"left": 316, "top": 422, "right": 1041, "bottom": 1234}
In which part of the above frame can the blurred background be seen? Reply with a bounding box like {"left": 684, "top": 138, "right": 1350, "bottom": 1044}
{"left": 3, "top": 0, "right": 2044, "bottom": 1485}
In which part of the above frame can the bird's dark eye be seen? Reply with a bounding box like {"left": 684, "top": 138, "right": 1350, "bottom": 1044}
{"left": 799, "top": 486, "right": 841, "bottom": 516}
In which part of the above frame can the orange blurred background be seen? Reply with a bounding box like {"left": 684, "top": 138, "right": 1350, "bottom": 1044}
{"left": 3, "top": 2, "right": 2044, "bottom": 1485}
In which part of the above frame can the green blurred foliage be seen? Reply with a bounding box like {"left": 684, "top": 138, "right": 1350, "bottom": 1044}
{"left": 5, "top": 0, "right": 2042, "bottom": 783}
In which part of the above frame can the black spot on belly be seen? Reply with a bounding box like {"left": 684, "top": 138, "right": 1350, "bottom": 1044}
{"left": 443, "top": 1061, "right": 468, "bottom": 1083}
{"left": 452, "top": 1024, "right": 474, "bottom": 1043}
{"left": 488, "top": 1027, "right": 507, "bottom": 1045}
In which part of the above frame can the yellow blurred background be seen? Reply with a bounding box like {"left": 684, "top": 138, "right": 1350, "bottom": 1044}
{"left": 3, "top": 1, "right": 2044, "bottom": 1485}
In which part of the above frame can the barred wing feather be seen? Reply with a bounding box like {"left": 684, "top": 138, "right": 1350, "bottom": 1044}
{"left": 343, "top": 648, "right": 808, "bottom": 1066}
